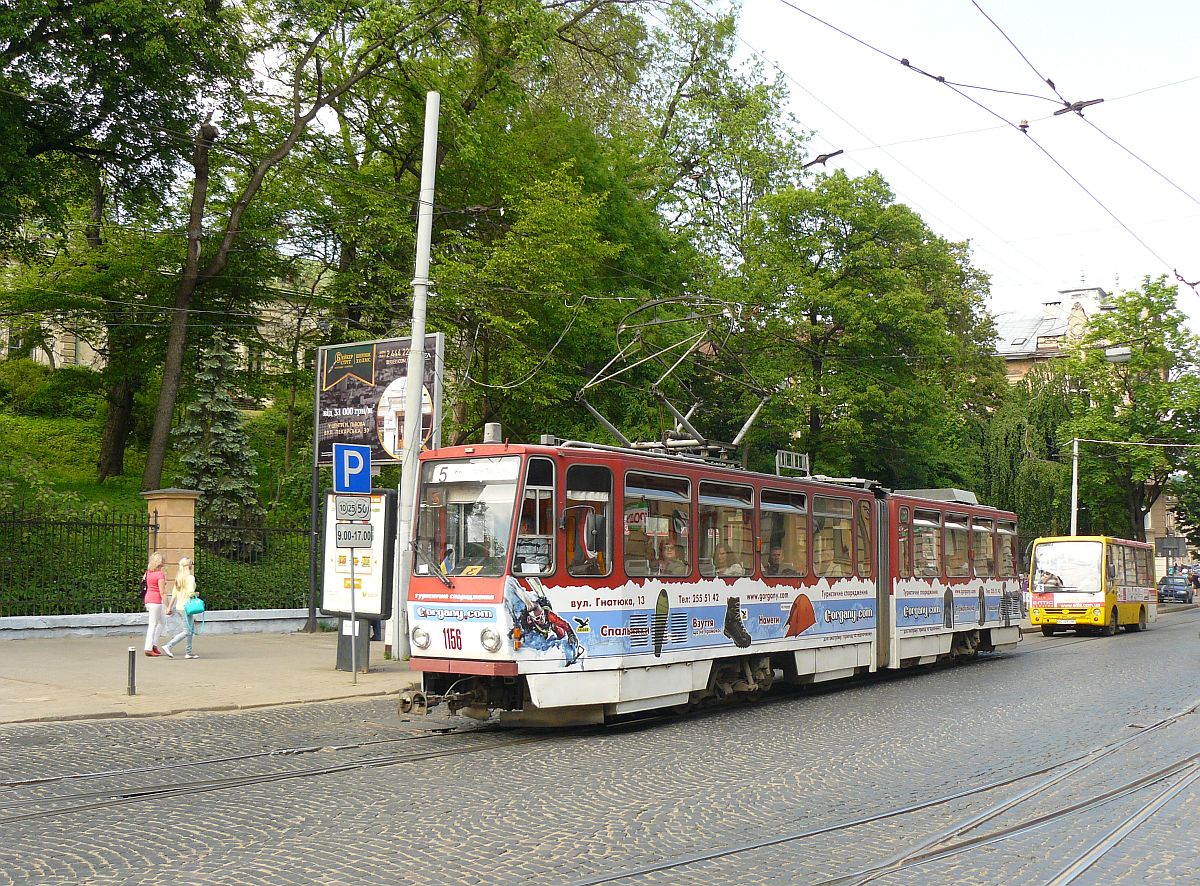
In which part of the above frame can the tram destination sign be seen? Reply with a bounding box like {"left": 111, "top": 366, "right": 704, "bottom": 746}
{"left": 335, "top": 495, "right": 372, "bottom": 522}
{"left": 335, "top": 524, "right": 375, "bottom": 548}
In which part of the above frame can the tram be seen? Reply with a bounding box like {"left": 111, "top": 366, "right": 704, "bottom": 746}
{"left": 402, "top": 437, "right": 1023, "bottom": 725}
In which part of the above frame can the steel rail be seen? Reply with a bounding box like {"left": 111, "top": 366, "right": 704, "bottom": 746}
{"left": 0, "top": 733, "right": 548, "bottom": 823}
{"left": 1043, "top": 763, "right": 1200, "bottom": 885}
{"left": 828, "top": 751, "right": 1200, "bottom": 884}
{"left": 0, "top": 724, "right": 494, "bottom": 789}
{"left": 839, "top": 694, "right": 1200, "bottom": 885}
{"left": 566, "top": 694, "right": 1200, "bottom": 886}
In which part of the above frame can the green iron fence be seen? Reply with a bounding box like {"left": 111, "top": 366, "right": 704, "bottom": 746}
{"left": 192, "top": 517, "right": 312, "bottom": 611}
{"left": 0, "top": 505, "right": 158, "bottom": 617}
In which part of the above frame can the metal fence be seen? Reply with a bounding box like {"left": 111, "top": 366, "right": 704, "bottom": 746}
{"left": 193, "top": 518, "right": 313, "bottom": 611}
{"left": 0, "top": 506, "right": 158, "bottom": 617}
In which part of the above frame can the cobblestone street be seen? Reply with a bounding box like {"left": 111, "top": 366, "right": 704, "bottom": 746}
{"left": 4, "top": 611, "right": 1200, "bottom": 885}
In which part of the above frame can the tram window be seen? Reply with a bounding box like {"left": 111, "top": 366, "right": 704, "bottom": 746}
{"left": 913, "top": 510, "right": 942, "bottom": 577}
{"left": 565, "top": 465, "right": 611, "bottom": 577}
{"left": 856, "top": 500, "right": 873, "bottom": 577}
{"left": 898, "top": 507, "right": 912, "bottom": 578}
{"left": 944, "top": 515, "right": 969, "bottom": 577}
{"left": 513, "top": 457, "right": 554, "bottom": 575}
{"left": 624, "top": 472, "right": 691, "bottom": 579}
{"left": 699, "top": 482, "right": 754, "bottom": 577}
{"left": 813, "top": 495, "right": 853, "bottom": 578}
{"left": 760, "top": 490, "right": 807, "bottom": 577}
{"left": 972, "top": 518, "right": 995, "bottom": 578}
{"left": 996, "top": 522, "right": 1017, "bottom": 577}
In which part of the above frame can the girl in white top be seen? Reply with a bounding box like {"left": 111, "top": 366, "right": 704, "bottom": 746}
{"left": 163, "top": 557, "right": 200, "bottom": 659}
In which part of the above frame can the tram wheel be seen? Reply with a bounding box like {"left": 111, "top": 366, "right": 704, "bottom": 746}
{"left": 1041, "top": 626, "right": 1059, "bottom": 637}
{"left": 1103, "top": 608, "right": 1119, "bottom": 637}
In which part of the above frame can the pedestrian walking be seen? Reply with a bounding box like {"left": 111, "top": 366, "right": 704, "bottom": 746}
{"left": 143, "top": 551, "right": 166, "bottom": 657}
{"left": 162, "top": 557, "right": 201, "bottom": 659}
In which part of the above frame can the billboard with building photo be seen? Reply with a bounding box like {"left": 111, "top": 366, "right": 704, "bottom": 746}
{"left": 314, "top": 334, "right": 445, "bottom": 465}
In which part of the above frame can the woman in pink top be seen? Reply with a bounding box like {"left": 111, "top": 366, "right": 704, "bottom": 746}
{"left": 143, "top": 551, "right": 167, "bottom": 656}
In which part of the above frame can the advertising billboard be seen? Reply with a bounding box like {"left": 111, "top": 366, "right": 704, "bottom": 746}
{"left": 314, "top": 334, "right": 444, "bottom": 466}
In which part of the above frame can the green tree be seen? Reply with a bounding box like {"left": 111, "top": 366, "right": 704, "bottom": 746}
{"left": 981, "top": 364, "right": 1073, "bottom": 540}
{"left": 0, "top": 0, "right": 245, "bottom": 250}
{"left": 174, "top": 336, "right": 265, "bottom": 537}
{"left": 1063, "top": 277, "right": 1200, "bottom": 540}
{"left": 739, "top": 170, "right": 1004, "bottom": 485}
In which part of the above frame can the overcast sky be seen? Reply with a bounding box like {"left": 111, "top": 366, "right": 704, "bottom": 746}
{"left": 729, "top": 0, "right": 1200, "bottom": 327}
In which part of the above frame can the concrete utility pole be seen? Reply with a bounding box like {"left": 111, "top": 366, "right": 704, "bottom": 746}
{"left": 392, "top": 91, "right": 440, "bottom": 661}
{"left": 1070, "top": 437, "right": 1079, "bottom": 536}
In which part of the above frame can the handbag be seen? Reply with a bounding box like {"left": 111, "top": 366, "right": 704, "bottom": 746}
{"left": 138, "top": 575, "right": 147, "bottom": 602}
{"left": 184, "top": 596, "right": 206, "bottom": 616}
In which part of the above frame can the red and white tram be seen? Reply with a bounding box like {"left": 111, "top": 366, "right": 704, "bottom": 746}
{"left": 403, "top": 439, "right": 1022, "bottom": 725}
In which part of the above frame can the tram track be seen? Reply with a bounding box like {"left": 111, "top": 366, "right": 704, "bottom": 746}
{"left": 820, "top": 754, "right": 1200, "bottom": 885}
{"left": 0, "top": 727, "right": 547, "bottom": 824}
{"left": 566, "top": 694, "right": 1200, "bottom": 886}
{"left": 0, "top": 722, "right": 482, "bottom": 789}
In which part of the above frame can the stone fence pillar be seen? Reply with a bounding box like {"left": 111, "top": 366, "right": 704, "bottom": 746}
{"left": 140, "top": 489, "right": 200, "bottom": 596}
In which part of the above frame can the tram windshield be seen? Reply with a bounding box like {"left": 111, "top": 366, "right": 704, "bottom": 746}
{"left": 1033, "top": 541, "right": 1102, "bottom": 593}
{"left": 415, "top": 457, "right": 519, "bottom": 577}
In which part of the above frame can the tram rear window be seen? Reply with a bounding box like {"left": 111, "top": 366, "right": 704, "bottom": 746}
{"left": 898, "top": 507, "right": 912, "bottom": 578}
{"left": 813, "top": 495, "right": 853, "bottom": 578}
{"left": 972, "top": 518, "right": 994, "bottom": 578}
{"left": 913, "top": 510, "right": 941, "bottom": 577}
{"left": 624, "top": 472, "right": 691, "bottom": 578}
{"left": 760, "top": 490, "right": 807, "bottom": 577}
{"left": 565, "top": 464, "right": 611, "bottom": 577}
{"left": 996, "top": 522, "right": 1017, "bottom": 577}
{"left": 944, "top": 515, "right": 969, "bottom": 577}
{"left": 699, "top": 481, "right": 754, "bottom": 577}
{"left": 513, "top": 457, "right": 554, "bottom": 576}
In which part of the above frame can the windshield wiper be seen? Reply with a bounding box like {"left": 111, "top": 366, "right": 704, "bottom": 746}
{"left": 413, "top": 542, "right": 454, "bottom": 588}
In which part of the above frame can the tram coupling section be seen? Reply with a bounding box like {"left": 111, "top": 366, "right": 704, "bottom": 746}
{"left": 399, "top": 688, "right": 487, "bottom": 718}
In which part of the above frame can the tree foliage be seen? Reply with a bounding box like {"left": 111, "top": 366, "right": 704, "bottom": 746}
{"left": 1062, "top": 277, "right": 1200, "bottom": 540}
{"left": 174, "top": 336, "right": 266, "bottom": 539}
{"left": 1, "top": 0, "right": 1054, "bottom": 526}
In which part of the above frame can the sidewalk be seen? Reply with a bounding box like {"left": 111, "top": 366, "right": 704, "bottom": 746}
{"left": 0, "top": 631, "right": 418, "bottom": 725}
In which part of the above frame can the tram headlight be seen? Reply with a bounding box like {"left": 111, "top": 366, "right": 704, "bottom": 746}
{"left": 480, "top": 627, "right": 503, "bottom": 653}
{"left": 411, "top": 625, "right": 431, "bottom": 650}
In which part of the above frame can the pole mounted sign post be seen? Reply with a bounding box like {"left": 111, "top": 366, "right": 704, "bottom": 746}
{"left": 333, "top": 443, "right": 372, "bottom": 495}
{"left": 332, "top": 443, "right": 371, "bottom": 682}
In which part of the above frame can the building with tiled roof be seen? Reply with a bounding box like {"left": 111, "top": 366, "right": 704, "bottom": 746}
{"left": 994, "top": 287, "right": 1109, "bottom": 383}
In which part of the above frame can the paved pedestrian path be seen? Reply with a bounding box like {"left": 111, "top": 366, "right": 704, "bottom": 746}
{"left": 0, "top": 631, "right": 417, "bottom": 724}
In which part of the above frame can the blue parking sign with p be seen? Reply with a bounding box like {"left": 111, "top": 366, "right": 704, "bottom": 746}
{"left": 333, "top": 444, "right": 372, "bottom": 493}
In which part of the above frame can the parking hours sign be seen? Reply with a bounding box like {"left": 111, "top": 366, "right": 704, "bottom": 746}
{"left": 335, "top": 523, "right": 374, "bottom": 548}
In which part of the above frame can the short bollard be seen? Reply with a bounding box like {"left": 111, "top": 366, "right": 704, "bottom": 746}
{"left": 127, "top": 646, "right": 136, "bottom": 696}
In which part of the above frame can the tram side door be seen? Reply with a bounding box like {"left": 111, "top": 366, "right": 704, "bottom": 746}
{"left": 875, "top": 499, "right": 890, "bottom": 670}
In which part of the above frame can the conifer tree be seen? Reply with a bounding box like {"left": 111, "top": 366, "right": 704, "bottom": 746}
{"left": 174, "top": 338, "right": 265, "bottom": 554}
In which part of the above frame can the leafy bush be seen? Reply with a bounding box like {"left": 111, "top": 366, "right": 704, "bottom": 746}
{"left": 20, "top": 365, "right": 105, "bottom": 418}
{"left": 0, "top": 358, "right": 49, "bottom": 410}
